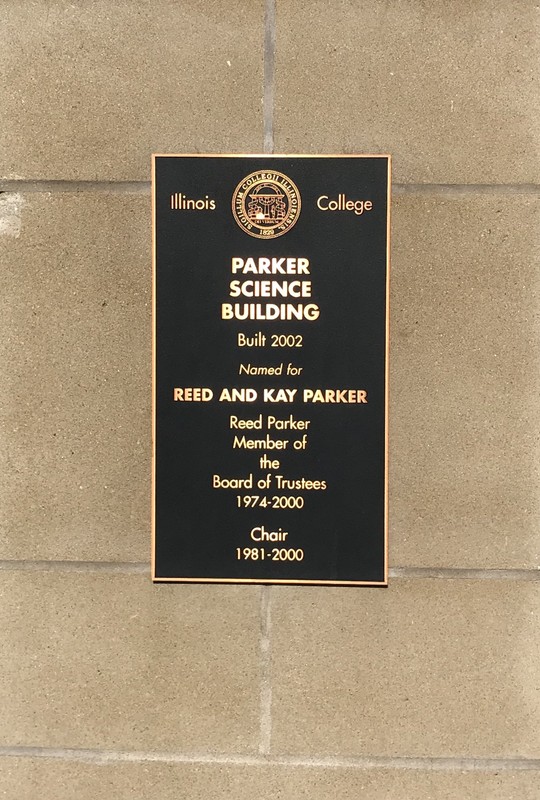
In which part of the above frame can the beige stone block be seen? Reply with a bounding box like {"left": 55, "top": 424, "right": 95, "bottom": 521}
{"left": 2, "top": 191, "right": 538, "bottom": 569}
{"left": 0, "top": 0, "right": 263, "bottom": 181}
{"left": 390, "top": 192, "right": 540, "bottom": 569}
{"left": 0, "top": 571, "right": 260, "bottom": 750}
{"left": 1, "top": 759, "right": 539, "bottom": 800}
{"left": 275, "top": 1, "right": 540, "bottom": 183}
{"left": 271, "top": 580, "right": 540, "bottom": 757}
{"left": 0, "top": 192, "right": 150, "bottom": 561}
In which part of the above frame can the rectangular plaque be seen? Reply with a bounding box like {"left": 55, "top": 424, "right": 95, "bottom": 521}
{"left": 152, "top": 154, "right": 390, "bottom": 585}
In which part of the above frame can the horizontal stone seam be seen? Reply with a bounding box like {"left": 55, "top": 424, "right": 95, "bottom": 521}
{"left": 389, "top": 567, "right": 540, "bottom": 581}
{"left": 0, "top": 562, "right": 538, "bottom": 580}
{"left": 393, "top": 183, "right": 540, "bottom": 195}
{"left": 1, "top": 181, "right": 540, "bottom": 194}
{"left": 0, "top": 561, "right": 150, "bottom": 574}
{"left": 0, "top": 181, "right": 151, "bottom": 193}
{"left": 0, "top": 747, "right": 539, "bottom": 771}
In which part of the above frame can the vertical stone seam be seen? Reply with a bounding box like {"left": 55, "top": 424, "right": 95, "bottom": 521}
{"left": 263, "top": 0, "right": 276, "bottom": 154}
{"left": 259, "top": 585, "right": 273, "bottom": 753}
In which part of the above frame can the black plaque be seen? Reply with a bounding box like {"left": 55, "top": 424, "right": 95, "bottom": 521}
{"left": 152, "top": 155, "right": 390, "bottom": 585}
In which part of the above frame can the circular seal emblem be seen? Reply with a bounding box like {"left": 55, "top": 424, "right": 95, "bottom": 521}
{"left": 232, "top": 170, "right": 301, "bottom": 239}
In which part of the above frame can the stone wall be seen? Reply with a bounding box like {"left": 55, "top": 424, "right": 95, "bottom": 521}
{"left": 1, "top": 1, "right": 539, "bottom": 797}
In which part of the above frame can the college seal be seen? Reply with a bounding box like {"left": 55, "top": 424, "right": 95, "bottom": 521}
{"left": 232, "top": 170, "right": 301, "bottom": 239}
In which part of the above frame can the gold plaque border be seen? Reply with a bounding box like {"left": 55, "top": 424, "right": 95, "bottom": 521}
{"left": 151, "top": 154, "right": 391, "bottom": 587}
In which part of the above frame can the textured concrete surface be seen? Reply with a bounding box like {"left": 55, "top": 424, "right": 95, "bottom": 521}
{"left": 0, "top": 193, "right": 150, "bottom": 561}
{"left": 271, "top": 580, "right": 540, "bottom": 757}
{"left": 1, "top": 0, "right": 539, "bottom": 793}
{"left": 274, "top": 0, "right": 540, "bottom": 184}
{"left": 0, "top": 571, "right": 260, "bottom": 750}
{"left": 0, "top": 0, "right": 264, "bottom": 181}
{"left": 390, "top": 193, "right": 540, "bottom": 568}
{"left": 1, "top": 760, "right": 539, "bottom": 800}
